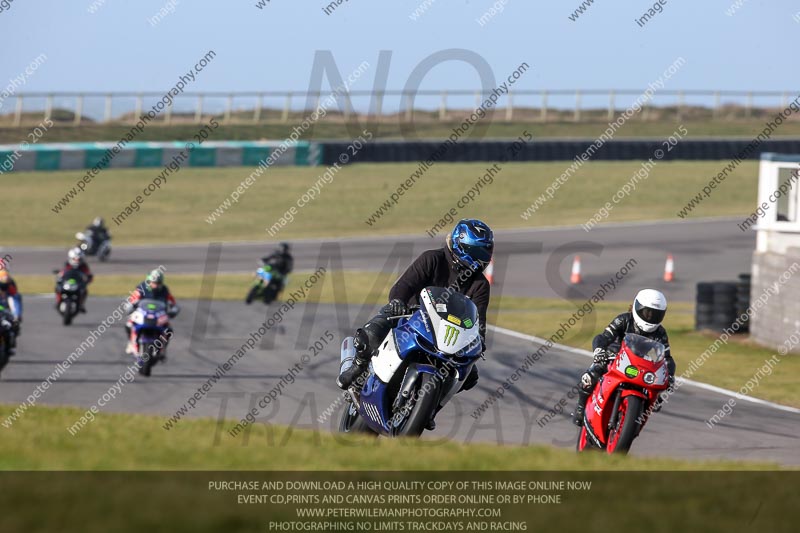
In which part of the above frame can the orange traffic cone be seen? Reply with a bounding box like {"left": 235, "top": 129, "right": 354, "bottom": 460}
{"left": 484, "top": 259, "right": 495, "bottom": 285}
{"left": 570, "top": 255, "right": 582, "bottom": 285}
{"left": 663, "top": 254, "right": 675, "bottom": 282}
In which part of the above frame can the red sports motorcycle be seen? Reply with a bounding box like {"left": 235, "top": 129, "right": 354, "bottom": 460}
{"left": 577, "top": 333, "right": 670, "bottom": 454}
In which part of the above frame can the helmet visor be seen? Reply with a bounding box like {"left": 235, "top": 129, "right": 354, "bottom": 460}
{"left": 634, "top": 300, "right": 666, "bottom": 325}
{"left": 460, "top": 242, "right": 492, "bottom": 267}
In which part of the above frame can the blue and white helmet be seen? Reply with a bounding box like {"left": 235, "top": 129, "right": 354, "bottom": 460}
{"left": 448, "top": 219, "right": 494, "bottom": 273}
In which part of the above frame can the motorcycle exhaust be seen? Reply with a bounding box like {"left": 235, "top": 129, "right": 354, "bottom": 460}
{"left": 339, "top": 336, "right": 356, "bottom": 375}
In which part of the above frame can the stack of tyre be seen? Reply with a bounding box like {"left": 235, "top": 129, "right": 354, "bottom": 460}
{"left": 736, "top": 273, "right": 751, "bottom": 333}
{"left": 695, "top": 275, "right": 750, "bottom": 333}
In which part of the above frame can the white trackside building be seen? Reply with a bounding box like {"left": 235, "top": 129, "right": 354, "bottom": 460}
{"left": 748, "top": 153, "right": 800, "bottom": 350}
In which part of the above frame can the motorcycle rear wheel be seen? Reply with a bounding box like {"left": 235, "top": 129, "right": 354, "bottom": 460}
{"left": 262, "top": 283, "right": 279, "bottom": 304}
{"left": 606, "top": 396, "right": 643, "bottom": 454}
{"left": 338, "top": 402, "right": 377, "bottom": 435}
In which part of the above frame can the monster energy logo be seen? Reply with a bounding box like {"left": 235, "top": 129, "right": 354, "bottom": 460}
{"left": 443, "top": 325, "right": 460, "bottom": 346}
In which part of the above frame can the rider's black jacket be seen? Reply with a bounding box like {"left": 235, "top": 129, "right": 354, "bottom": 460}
{"left": 87, "top": 225, "right": 110, "bottom": 244}
{"left": 388, "top": 247, "right": 490, "bottom": 342}
{"left": 261, "top": 252, "right": 294, "bottom": 276}
{"left": 592, "top": 312, "right": 676, "bottom": 376}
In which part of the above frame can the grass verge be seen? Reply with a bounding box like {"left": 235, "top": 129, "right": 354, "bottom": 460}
{"left": 12, "top": 161, "right": 755, "bottom": 246}
{"left": 0, "top": 404, "right": 780, "bottom": 470}
{"left": 3, "top": 118, "right": 800, "bottom": 143}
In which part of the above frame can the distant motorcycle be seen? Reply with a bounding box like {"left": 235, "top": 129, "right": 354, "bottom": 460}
{"left": 245, "top": 263, "right": 285, "bottom": 305}
{"left": 576, "top": 333, "right": 671, "bottom": 454}
{"left": 129, "top": 299, "right": 178, "bottom": 377}
{"left": 338, "top": 286, "right": 483, "bottom": 437}
{"left": 55, "top": 270, "right": 86, "bottom": 326}
{"left": 0, "top": 307, "right": 16, "bottom": 375}
{"left": 76, "top": 231, "right": 111, "bottom": 262}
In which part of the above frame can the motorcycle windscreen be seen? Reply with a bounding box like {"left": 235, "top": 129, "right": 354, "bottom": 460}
{"left": 622, "top": 333, "right": 665, "bottom": 362}
{"left": 62, "top": 270, "right": 85, "bottom": 285}
{"left": 139, "top": 299, "right": 166, "bottom": 313}
{"left": 419, "top": 287, "right": 479, "bottom": 355}
{"left": 256, "top": 267, "right": 272, "bottom": 282}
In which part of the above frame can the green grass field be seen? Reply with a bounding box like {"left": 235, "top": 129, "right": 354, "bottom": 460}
{"left": 2, "top": 117, "right": 799, "bottom": 143}
{"left": 0, "top": 404, "right": 780, "bottom": 470}
{"left": 16, "top": 271, "right": 798, "bottom": 408}
{"left": 10, "top": 160, "right": 756, "bottom": 246}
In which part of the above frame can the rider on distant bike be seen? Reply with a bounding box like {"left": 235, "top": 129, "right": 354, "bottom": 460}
{"left": 85, "top": 216, "right": 111, "bottom": 253}
{"left": 571, "top": 289, "right": 676, "bottom": 426}
{"left": 261, "top": 242, "right": 294, "bottom": 284}
{"left": 124, "top": 269, "right": 179, "bottom": 355}
{"left": 337, "top": 219, "right": 494, "bottom": 429}
{"left": 0, "top": 281, "right": 20, "bottom": 356}
{"left": 0, "top": 268, "right": 22, "bottom": 322}
{"left": 55, "top": 248, "right": 93, "bottom": 313}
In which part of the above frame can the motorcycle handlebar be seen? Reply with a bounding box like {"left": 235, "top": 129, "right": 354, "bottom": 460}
{"left": 387, "top": 305, "right": 420, "bottom": 320}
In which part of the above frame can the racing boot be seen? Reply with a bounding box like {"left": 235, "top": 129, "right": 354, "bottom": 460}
{"left": 571, "top": 370, "right": 595, "bottom": 426}
{"left": 571, "top": 400, "right": 586, "bottom": 426}
{"left": 336, "top": 329, "right": 371, "bottom": 389}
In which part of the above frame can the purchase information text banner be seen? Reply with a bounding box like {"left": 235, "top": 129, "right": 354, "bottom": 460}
{"left": 0, "top": 471, "right": 794, "bottom": 532}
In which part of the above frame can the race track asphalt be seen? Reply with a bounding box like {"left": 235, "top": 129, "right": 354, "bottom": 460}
{"left": 4, "top": 218, "right": 754, "bottom": 302}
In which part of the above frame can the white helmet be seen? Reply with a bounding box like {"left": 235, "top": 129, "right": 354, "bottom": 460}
{"left": 68, "top": 247, "right": 84, "bottom": 267}
{"left": 632, "top": 289, "right": 667, "bottom": 333}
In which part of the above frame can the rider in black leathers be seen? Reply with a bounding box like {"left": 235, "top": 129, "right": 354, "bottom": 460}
{"left": 85, "top": 217, "right": 111, "bottom": 253}
{"left": 261, "top": 242, "right": 294, "bottom": 278}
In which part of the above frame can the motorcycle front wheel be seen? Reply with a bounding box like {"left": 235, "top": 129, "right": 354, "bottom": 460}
{"left": 606, "top": 396, "right": 643, "bottom": 454}
{"left": 138, "top": 343, "right": 157, "bottom": 377}
{"left": 245, "top": 285, "right": 260, "bottom": 304}
{"left": 576, "top": 426, "right": 589, "bottom": 452}
{"left": 390, "top": 372, "right": 440, "bottom": 437}
{"left": 62, "top": 305, "right": 74, "bottom": 326}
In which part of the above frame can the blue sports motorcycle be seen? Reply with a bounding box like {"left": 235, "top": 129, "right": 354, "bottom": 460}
{"left": 338, "top": 286, "right": 483, "bottom": 437}
{"left": 129, "top": 299, "right": 178, "bottom": 377}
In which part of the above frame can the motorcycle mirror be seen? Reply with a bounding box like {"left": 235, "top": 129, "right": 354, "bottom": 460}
{"left": 51, "top": 269, "right": 59, "bottom": 274}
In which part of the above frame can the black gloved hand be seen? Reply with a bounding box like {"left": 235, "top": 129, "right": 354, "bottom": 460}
{"left": 592, "top": 347, "right": 609, "bottom": 366}
{"left": 382, "top": 299, "right": 409, "bottom": 317}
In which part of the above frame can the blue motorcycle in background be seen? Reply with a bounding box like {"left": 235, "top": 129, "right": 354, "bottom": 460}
{"left": 338, "top": 286, "right": 483, "bottom": 437}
